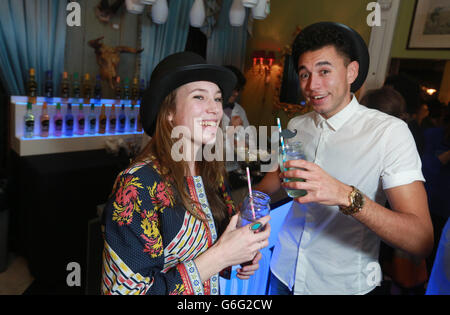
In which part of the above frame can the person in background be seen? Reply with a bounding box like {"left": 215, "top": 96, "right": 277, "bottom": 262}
{"left": 360, "top": 86, "right": 408, "bottom": 121}
{"left": 384, "top": 74, "right": 428, "bottom": 156}
{"left": 410, "top": 103, "right": 430, "bottom": 156}
{"left": 421, "top": 106, "right": 450, "bottom": 277}
{"left": 101, "top": 52, "right": 270, "bottom": 295}
{"left": 222, "top": 65, "right": 249, "bottom": 130}
{"left": 422, "top": 99, "right": 445, "bottom": 130}
{"left": 221, "top": 65, "right": 257, "bottom": 172}
{"left": 256, "top": 22, "right": 433, "bottom": 295}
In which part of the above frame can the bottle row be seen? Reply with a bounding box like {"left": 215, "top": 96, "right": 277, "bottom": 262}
{"left": 23, "top": 102, "right": 143, "bottom": 139}
{"left": 26, "top": 68, "right": 146, "bottom": 100}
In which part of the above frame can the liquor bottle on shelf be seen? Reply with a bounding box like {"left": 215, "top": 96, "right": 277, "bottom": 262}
{"left": 60, "top": 72, "right": 70, "bottom": 99}
{"left": 27, "top": 68, "right": 38, "bottom": 99}
{"left": 88, "top": 104, "right": 97, "bottom": 135}
{"left": 99, "top": 104, "right": 106, "bottom": 134}
{"left": 77, "top": 104, "right": 85, "bottom": 135}
{"left": 24, "top": 102, "right": 35, "bottom": 138}
{"left": 128, "top": 104, "right": 136, "bottom": 132}
{"left": 40, "top": 102, "right": 50, "bottom": 137}
{"left": 72, "top": 72, "right": 81, "bottom": 99}
{"left": 54, "top": 102, "right": 63, "bottom": 137}
{"left": 122, "top": 77, "right": 130, "bottom": 100}
{"left": 131, "top": 77, "right": 139, "bottom": 102}
{"left": 82, "top": 73, "right": 92, "bottom": 101}
{"left": 118, "top": 104, "right": 126, "bottom": 133}
{"left": 109, "top": 103, "right": 116, "bottom": 134}
{"left": 65, "top": 103, "right": 74, "bottom": 136}
{"left": 93, "top": 75, "right": 102, "bottom": 100}
{"left": 44, "top": 70, "right": 53, "bottom": 98}
{"left": 136, "top": 111, "right": 142, "bottom": 132}
{"left": 114, "top": 76, "right": 122, "bottom": 100}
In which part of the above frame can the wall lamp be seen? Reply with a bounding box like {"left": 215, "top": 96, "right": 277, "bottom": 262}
{"left": 251, "top": 50, "right": 276, "bottom": 83}
{"left": 252, "top": 50, "right": 275, "bottom": 68}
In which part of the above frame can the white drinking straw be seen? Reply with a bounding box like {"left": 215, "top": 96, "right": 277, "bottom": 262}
{"left": 246, "top": 166, "right": 256, "bottom": 220}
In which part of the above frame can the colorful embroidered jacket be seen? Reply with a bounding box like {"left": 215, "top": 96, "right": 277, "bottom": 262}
{"left": 101, "top": 158, "right": 235, "bottom": 295}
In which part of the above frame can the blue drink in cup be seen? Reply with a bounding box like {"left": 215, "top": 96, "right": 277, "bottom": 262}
{"left": 237, "top": 191, "right": 270, "bottom": 232}
{"left": 279, "top": 142, "right": 307, "bottom": 198}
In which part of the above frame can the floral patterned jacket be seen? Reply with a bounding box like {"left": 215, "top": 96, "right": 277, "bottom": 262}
{"left": 101, "top": 158, "right": 235, "bottom": 295}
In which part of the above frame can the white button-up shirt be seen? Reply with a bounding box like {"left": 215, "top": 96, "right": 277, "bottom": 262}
{"left": 270, "top": 96, "right": 425, "bottom": 295}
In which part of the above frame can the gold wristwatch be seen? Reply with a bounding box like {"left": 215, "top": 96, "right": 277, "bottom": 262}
{"left": 339, "top": 186, "right": 365, "bottom": 215}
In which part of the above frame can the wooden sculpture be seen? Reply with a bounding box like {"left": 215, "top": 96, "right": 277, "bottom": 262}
{"left": 88, "top": 36, "right": 143, "bottom": 90}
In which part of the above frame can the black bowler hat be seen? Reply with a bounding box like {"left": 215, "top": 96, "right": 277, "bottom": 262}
{"left": 292, "top": 22, "right": 370, "bottom": 93}
{"left": 140, "top": 52, "right": 237, "bottom": 136}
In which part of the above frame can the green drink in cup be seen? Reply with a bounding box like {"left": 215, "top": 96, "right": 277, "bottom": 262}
{"left": 279, "top": 142, "right": 307, "bottom": 198}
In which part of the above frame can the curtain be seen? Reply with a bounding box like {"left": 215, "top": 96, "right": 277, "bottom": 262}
{"left": 140, "top": 0, "right": 194, "bottom": 83}
{"left": 0, "top": 0, "right": 67, "bottom": 95}
{"left": 206, "top": 0, "right": 249, "bottom": 70}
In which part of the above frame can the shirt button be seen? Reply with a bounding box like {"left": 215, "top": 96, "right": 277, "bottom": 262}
{"left": 302, "top": 232, "right": 310, "bottom": 244}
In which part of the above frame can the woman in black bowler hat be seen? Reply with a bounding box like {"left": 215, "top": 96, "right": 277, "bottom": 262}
{"left": 101, "top": 52, "right": 270, "bottom": 295}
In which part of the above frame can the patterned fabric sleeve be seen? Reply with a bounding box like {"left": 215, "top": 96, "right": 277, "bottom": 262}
{"left": 101, "top": 166, "right": 203, "bottom": 295}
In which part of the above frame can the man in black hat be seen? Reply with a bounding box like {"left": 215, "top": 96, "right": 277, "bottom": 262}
{"left": 256, "top": 22, "right": 433, "bottom": 295}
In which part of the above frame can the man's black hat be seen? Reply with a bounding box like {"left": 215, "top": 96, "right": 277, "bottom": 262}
{"left": 292, "top": 22, "right": 370, "bottom": 93}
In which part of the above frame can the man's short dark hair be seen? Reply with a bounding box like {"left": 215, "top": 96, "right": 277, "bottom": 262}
{"left": 292, "top": 24, "right": 354, "bottom": 71}
{"left": 224, "top": 65, "right": 246, "bottom": 91}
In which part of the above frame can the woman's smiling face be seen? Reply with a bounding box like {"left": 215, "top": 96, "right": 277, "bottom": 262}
{"left": 169, "top": 81, "right": 224, "bottom": 146}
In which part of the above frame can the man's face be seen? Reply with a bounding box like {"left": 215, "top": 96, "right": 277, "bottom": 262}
{"left": 297, "top": 45, "right": 358, "bottom": 119}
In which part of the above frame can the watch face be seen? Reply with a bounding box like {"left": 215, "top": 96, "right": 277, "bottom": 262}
{"left": 354, "top": 190, "right": 364, "bottom": 208}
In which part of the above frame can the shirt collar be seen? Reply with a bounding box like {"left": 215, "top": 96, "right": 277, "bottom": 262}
{"left": 313, "top": 95, "right": 359, "bottom": 131}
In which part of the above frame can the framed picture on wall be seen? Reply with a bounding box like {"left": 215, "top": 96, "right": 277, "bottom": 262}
{"left": 408, "top": 0, "right": 450, "bottom": 49}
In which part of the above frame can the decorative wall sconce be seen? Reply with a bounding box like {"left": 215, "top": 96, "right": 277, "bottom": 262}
{"left": 266, "top": 51, "right": 276, "bottom": 67}
{"left": 252, "top": 50, "right": 275, "bottom": 68}
{"left": 251, "top": 50, "right": 276, "bottom": 84}
{"left": 422, "top": 86, "right": 438, "bottom": 96}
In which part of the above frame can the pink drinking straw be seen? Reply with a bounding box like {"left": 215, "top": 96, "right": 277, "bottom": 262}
{"left": 246, "top": 167, "right": 256, "bottom": 220}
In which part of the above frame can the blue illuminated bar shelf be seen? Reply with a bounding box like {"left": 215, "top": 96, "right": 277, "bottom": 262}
{"left": 10, "top": 95, "right": 144, "bottom": 156}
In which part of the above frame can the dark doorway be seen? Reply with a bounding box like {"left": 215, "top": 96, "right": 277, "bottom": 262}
{"left": 185, "top": 26, "right": 207, "bottom": 59}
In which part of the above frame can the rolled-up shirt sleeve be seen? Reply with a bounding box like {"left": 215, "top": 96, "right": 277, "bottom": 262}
{"left": 381, "top": 120, "right": 425, "bottom": 190}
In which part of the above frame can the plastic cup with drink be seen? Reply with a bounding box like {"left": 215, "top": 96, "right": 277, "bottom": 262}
{"left": 279, "top": 141, "right": 308, "bottom": 198}
{"left": 236, "top": 190, "right": 271, "bottom": 232}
